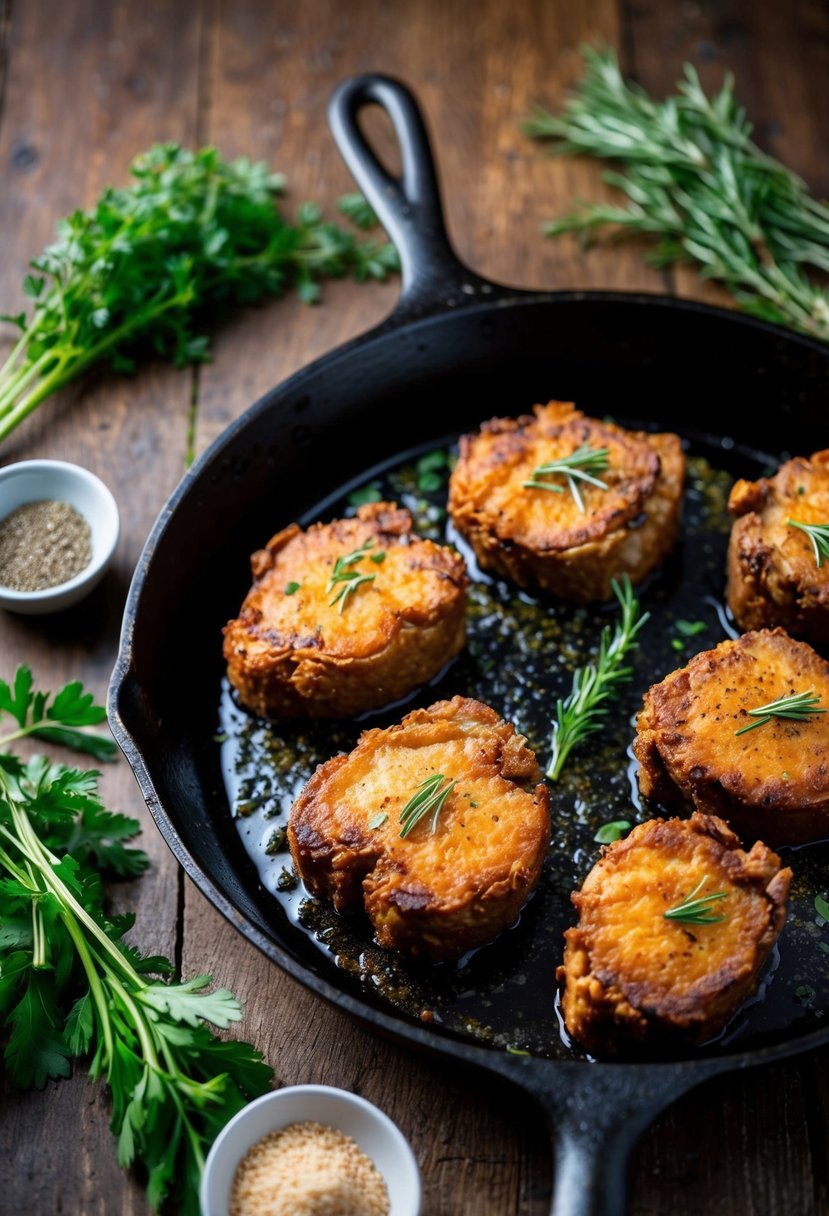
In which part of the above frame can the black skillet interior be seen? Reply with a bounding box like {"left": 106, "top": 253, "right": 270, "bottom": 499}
{"left": 110, "top": 76, "right": 829, "bottom": 1215}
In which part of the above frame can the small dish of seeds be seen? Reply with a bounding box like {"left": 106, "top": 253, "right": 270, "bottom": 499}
{"left": 0, "top": 460, "right": 119, "bottom": 614}
{"left": 199, "top": 1084, "right": 421, "bottom": 1216}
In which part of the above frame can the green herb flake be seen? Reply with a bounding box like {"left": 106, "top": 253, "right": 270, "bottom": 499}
{"left": 347, "top": 481, "right": 383, "bottom": 507}
{"left": 369, "top": 550, "right": 386, "bottom": 564}
{"left": 415, "top": 450, "right": 448, "bottom": 488}
{"left": 234, "top": 794, "right": 271, "bottom": 818}
{"left": 506, "top": 1045, "right": 530, "bottom": 1056}
{"left": 284, "top": 581, "right": 301, "bottom": 595}
{"left": 796, "top": 984, "right": 816, "bottom": 1005}
{"left": 367, "top": 812, "right": 389, "bottom": 830}
{"left": 276, "top": 867, "right": 298, "bottom": 892}
{"left": 265, "top": 827, "right": 287, "bottom": 856}
{"left": 594, "top": 819, "right": 632, "bottom": 844}
{"left": 676, "top": 619, "right": 706, "bottom": 637}
{"left": 815, "top": 894, "right": 829, "bottom": 922}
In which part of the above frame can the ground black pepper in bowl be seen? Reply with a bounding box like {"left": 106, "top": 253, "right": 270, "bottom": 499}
{"left": 0, "top": 499, "right": 92, "bottom": 591}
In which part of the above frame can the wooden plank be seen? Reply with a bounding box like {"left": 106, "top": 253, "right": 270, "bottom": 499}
{"left": 0, "top": 0, "right": 203, "bottom": 1212}
{"left": 631, "top": 1065, "right": 818, "bottom": 1216}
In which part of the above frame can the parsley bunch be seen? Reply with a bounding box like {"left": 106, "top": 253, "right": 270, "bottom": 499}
{"left": 0, "top": 667, "right": 272, "bottom": 1213}
{"left": 0, "top": 144, "right": 399, "bottom": 442}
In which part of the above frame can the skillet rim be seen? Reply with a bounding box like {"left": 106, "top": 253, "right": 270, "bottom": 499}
{"left": 108, "top": 283, "right": 829, "bottom": 1081}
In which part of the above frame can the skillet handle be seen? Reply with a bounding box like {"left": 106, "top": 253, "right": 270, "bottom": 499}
{"left": 483, "top": 1054, "right": 731, "bottom": 1216}
{"left": 328, "top": 74, "right": 499, "bottom": 316}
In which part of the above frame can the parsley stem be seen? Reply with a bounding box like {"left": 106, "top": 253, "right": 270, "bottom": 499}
{"left": 7, "top": 800, "right": 142, "bottom": 987}
{"left": 0, "top": 718, "right": 79, "bottom": 747}
{"left": 57, "top": 903, "right": 117, "bottom": 1076}
{"left": 31, "top": 894, "right": 47, "bottom": 970}
{"left": 108, "top": 969, "right": 163, "bottom": 1072}
{"left": 0, "top": 291, "right": 190, "bottom": 441}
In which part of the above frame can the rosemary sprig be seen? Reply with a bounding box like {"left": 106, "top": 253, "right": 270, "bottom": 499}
{"left": 735, "top": 688, "right": 825, "bottom": 736}
{"left": 523, "top": 444, "right": 610, "bottom": 513}
{"left": 546, "top": 575, "right": 649, "bottom": 781}
{"left": 526, "top": 47, "right": 829, "bottom": 342}
{"left": 399, "top": 774, "right": 457, "bottom": 838}
{"left": 664, "top": 876, "right": 728, "bottom": 925}
{"left": 787, "top": 519, "right": 829, "bottom": 567}
{"left": 326, "top": 538, "right": 378, "bottom": 613}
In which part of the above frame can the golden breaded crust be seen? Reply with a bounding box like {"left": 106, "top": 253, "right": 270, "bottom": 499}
{"left": 288, "top": 696, "right": 550, "bottom": 960}
{"left": 447, "top": 401, "right": 685, "bottom": 602}
{"left": 727, "top": 450, "right": 829, "bottom": 643}
{"left": 633, "top": 627, "right": 829, "bottom": 845}
{"left": 557, "top": 813, "right": 790, "bottom": 1055}
{"left": 223, "top": 503, "right": 468, "bottom": 718}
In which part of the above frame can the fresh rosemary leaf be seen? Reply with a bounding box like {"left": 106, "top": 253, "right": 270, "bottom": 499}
{"left": 399, "top": 774, "right": 457, "bottom": 838}
{"left": 594, "top": 819, "right": 632, "bottom": 844}
{"left": 527, "top": 47, "right": 829, "bottom": 343}
{"left": 546, "top": 575, "right": 649, "bottom": 781}
{"left": 664, "top": 876, "right": 727, "bottom": 925}
{"left": 0, "top": 146, "right": 398, "bottom": 444}
{"left": 329, "top": 573, "right": 375, "bottom": 613}
{"left": 523, "top": 444, "right": 609, "bottom": 513}
{"left": 786, "top": 519, "right": 829, "bottom": 567}
{"left": 815, "top": 894, "right": 829, "bottom": 922}
{"left": 327, "top": 539, "right": 378, "bottom": 612}
{"left": 734, "top": 688, "right": 825, "bottom": 735}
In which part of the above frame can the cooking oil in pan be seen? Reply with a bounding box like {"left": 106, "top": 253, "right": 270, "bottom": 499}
{"left": 218, "top": 435, "right": 829, "bottom": 1061}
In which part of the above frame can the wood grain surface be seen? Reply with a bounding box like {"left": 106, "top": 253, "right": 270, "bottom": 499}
{"left": 1, "top": 1, "right": 828, "bottom": 1213}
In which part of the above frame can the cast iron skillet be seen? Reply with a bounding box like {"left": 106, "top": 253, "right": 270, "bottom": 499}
{"left": 109, "top": 75, "right": 829, "bottom": 1215}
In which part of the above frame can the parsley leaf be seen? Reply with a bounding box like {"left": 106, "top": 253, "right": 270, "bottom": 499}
{"left": 0, "top": 669, "right": 272, "bottom": 1214}
{"left": 0, "top": 666, "right": 116, "bottom": 759}
{"left": 0, "top": 146, "right": 399, "bottom": 444}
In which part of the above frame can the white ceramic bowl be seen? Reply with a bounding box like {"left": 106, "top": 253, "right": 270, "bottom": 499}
{"left": 200, "top": 1084, "right": 421, "bottom": 1216}
{"left": 0, "top": 460, "right": 120, "bottom": 614}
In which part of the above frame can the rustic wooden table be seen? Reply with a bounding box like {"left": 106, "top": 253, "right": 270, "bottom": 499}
{"left": 2, "top": 1, "right": 829, "bottom": 1213}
